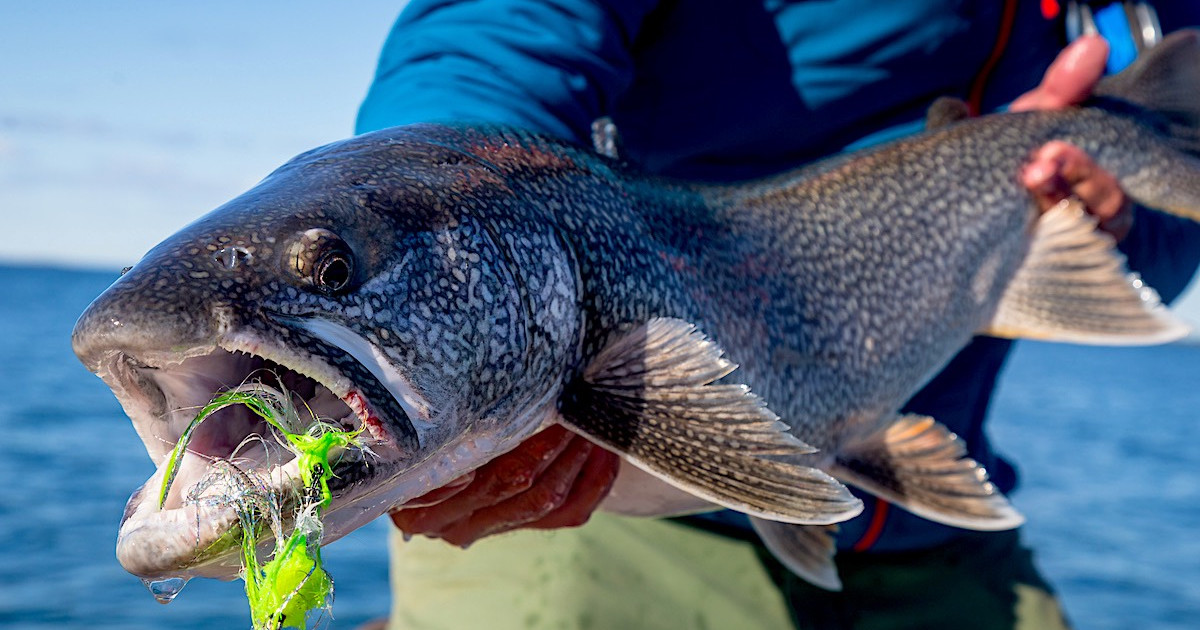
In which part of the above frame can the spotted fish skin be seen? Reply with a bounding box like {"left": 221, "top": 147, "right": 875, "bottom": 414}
{"left": 71, "top": 30, "right": 1200, "bottom": 580}
{"left": 424, "top": 99, "right": 1192, "bottom": 462}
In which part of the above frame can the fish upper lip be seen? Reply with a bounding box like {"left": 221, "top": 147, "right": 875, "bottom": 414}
{"left": 96, "top": 324, "right": 411, "bottom": 579}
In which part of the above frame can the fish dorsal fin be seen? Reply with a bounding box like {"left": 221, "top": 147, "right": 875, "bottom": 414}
{"left": 560, "top": 317, "right": 862, "bottom": 525}
{"left": 981, "top": 199, "right": 1190, "bottom": 345}
{"left": 925, "top": 96, "right": 971, "bottom": 130}
{"left": 1096, "top": 29, "right": 1200, "bottom": 156}
{"left": 750, "top": 518, "right": 842, "bottom": 591}
{"left": 832, "top": 414, "right": 1024, "bottom": 531}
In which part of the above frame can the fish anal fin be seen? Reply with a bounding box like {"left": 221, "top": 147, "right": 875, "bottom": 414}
{"left": 832, "top": 414, "right": 1023, "bottom": 531}
{"left": 561, "top": 317, "right": 862, "bottom": 525}
{"left": 981, "top": 198, "right": 1189, "bottom": 345}
{"left": 751, "top": 518, "right": 841, "bottom": 591}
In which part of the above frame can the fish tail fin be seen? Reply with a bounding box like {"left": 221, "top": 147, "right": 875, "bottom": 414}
{"left": 831, "top": 414, "right": 1024, "bottom": 531}
{"left": 1097, "top": 29, "right": 1200, "bottom": 156}
{"left": 1091, "top": 30, "right": 1200, "bottom": 223}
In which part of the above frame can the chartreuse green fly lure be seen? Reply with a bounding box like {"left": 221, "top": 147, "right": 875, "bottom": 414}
{"left": 158, "top": 384, "right": 362, "bottom": 630}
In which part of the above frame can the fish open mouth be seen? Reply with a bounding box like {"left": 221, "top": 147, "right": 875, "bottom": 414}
{"left": 97, "top": 333, "right": 410, "bottom": 580}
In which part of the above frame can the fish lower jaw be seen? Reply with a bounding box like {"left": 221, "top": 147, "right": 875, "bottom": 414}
{"left": 101, "top": 328, "right": 416, "bottom": 580}
{"left": 115, "top": 450, "right": 315, "bottom": 580}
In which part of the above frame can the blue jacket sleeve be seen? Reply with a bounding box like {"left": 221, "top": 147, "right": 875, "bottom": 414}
{"left": 356, "top": 0, "right": 657, "bottom": 143}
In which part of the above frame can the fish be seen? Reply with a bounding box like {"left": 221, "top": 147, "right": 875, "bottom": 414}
{"left": 72, "top": 30, "right": 1200, "bottom": 590}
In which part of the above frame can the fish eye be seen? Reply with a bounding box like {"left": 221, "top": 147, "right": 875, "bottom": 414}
{"left": 287, "top": 228, "right": 357, "bottom": 295}
{"left": 314, "top": 250, "right": 353, "bottom": 294}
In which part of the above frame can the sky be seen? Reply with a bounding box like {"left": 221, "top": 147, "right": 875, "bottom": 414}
{"left": 0, "top": 1, "right": 402, "bottom": 268}
{"left": 3, "top": 1, "right": 1200, "bottom": 328}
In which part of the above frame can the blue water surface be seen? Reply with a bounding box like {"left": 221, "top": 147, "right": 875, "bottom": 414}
{"left": 0, "top": 263, "right": 1197, "bottom": 629}
{"left": 990, "top": 341, "right": 1200, "bottom": 629}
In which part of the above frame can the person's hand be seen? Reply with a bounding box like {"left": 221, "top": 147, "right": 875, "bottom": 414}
{"left": 1011, "top": 35, "right": 1134, "bottom": 241}
{"left": 388, "top": 424, "right": 620, "bottom": 547}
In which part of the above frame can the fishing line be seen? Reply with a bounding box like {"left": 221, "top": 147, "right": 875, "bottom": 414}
{"left": 159, "top": 382, "right": 363, "bottom": 630}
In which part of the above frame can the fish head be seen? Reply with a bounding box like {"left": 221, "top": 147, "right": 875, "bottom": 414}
{"left": 71, "top": 125, "right": 581, "bottom": 580}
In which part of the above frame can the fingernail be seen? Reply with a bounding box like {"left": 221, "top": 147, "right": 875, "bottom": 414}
{"left": 1024, "top": 163, "right": 1050, "bottom": 188}
{"left": 1036, "top": 178, "right": 1060, "bottom": 196}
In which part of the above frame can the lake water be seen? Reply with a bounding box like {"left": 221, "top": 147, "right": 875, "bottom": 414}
{"left": 1, "top": 263, "right": 1197, "bottom": 629}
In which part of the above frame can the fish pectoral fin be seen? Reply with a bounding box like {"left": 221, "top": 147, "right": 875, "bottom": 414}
{"left": 832, "top": 414, "right": 1024, "bottom": 531}
{"left": 750, "top": 518, "right": 842, "bottom": 591}
{"left": 560, "top": 317, "right": 862, "bottom": 525}
{"left": 981, "top": 198, "right": 1189, "bottom": 345}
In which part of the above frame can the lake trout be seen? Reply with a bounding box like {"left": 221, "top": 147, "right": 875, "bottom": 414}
{"left": 72, "top": 31, "right": 1200, "bottom": 589}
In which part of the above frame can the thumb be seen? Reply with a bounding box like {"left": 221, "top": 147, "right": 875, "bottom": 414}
{"left": 1010, "top": 35, "right": 1109, "bottom": 112}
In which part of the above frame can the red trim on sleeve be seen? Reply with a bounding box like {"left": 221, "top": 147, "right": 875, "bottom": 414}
{"left": 851, "top": 499, "right": 890, "bottom": 552}
{"left": 1041, "top": 0, "right": 1061, "bottom": 20}
{"left": 967, "top": 0, "right": 1020, "bottom": 116}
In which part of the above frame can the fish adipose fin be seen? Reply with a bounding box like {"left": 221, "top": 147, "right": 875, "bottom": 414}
{"left": 560, "top": 317, "right": 862, "bottom": 525}
{"left": 831, "top": 414, "right": 1024, "bottom": 531}
{"left": 924, "top": 96, "right": 971, "bottom": 130}
{"left": 750, "top": 518, "right": 841, "bottom": 591}
{"left": 981, "top": 198, "right": 1189, "bottom": 345}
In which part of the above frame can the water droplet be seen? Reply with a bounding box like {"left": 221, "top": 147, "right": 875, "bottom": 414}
{"left": 141, "top": 576, "right": 190, "bottom": 604}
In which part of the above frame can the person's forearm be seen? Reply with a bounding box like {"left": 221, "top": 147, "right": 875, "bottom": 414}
{"left": 355, "top": 0, "right": 657, "bottom": 140}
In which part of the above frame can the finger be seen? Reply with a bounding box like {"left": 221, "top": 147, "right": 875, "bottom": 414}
{"left": 1069, "top": 176, "right": 1133, "bottom": 240}
{"left": 1022, "top": 141, "right": 1133, "bottom": 240}
{"left": 396, "top": 470, "right": 476, "bottom": 509}
{"left": 1066, "top": 174, "right": 1126, "bottom": 224}
{"left": 1026, "top": 140, "right": 1127, "bottom": 221}
{"left": 525, "top": 444, "right": 621, "bottom": 530}
{"left": 1049, "top": 144, "right": 1128, "bottom": 227}
{"left": 390, "top": 472, "right": 477, "bottom": 533}
{"left": 1010, "top": 35, "right": 1109, "bottom": 112}
{"left": 394, "top": 425, "right": 577, "bottom": 535}
{"left": 1022, "top": 146, "right": 1071, "bottom": 212}
{"left": 436, "top": 436, "right": 596, "bottom": 546}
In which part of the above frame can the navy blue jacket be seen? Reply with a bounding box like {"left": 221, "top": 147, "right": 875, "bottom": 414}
{"left": 357, "top": 0, "right": 1200, "bottom": 551}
